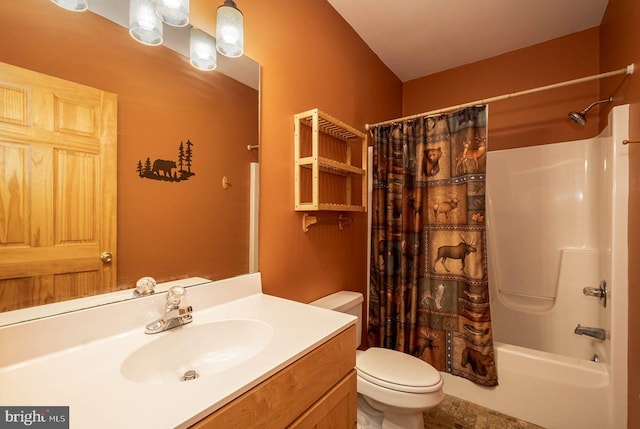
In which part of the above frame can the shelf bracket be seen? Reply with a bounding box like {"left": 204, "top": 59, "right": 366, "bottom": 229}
{"left": 303, "top": 214, "right": 318, "bottom": 232}
{"left": 302, "top": 213, "right": 353, "bottom": 232}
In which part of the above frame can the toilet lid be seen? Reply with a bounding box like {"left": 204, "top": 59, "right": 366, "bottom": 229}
{"left": 356, "top": 347, "right": 442, "bottom": 394}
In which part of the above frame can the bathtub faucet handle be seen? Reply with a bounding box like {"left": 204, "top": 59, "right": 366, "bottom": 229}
{"left": 582, "top": 280, "right": 607, "bottom": 308}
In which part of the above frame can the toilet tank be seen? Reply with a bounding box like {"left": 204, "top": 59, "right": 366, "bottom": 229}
{"left": 310, "top": 291, "right": 363, "bottom": 348}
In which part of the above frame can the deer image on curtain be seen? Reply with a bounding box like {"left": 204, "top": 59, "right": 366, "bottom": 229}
{"left": 369, "top": 106, "right": 496, "bottom": 386}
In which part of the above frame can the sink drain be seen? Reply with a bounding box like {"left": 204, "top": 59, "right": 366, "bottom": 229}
{"left": 180, "top": 370, "right": 199, "bottom": 382}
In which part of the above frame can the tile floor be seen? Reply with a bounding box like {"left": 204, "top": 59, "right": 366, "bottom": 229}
{"left": 423, "top": 395, "right": 545, "bottom": 429}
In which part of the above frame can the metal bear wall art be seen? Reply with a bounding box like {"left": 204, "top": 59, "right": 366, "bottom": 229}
{"left": 137, "top": 139, "right": 196, "bottom": 182}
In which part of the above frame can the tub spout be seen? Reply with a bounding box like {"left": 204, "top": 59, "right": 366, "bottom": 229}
{"left": 574, "top": 324, "right": 606, "bottom": 341}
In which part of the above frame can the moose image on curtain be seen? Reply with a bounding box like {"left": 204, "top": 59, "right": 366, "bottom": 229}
{"left": 369, "top": 105, "right": 496, "bottom": 386}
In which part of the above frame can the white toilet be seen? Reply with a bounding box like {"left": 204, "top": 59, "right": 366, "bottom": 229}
{"left": 311, "top": 291, "right": 444, "bottom": 429}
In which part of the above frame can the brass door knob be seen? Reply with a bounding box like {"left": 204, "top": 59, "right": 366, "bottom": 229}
{"left": 101, "top": 252, "right": 113, "bottom": 263}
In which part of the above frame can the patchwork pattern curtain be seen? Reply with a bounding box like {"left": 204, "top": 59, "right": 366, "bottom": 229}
{"left": 368, "top": 106, "right": 497, "bottom": 386}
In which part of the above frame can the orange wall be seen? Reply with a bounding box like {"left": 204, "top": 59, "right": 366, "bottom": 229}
{"left": 403, "top": 28, "right": 602, "bottom": 151}
{"left": 227, "top": 0, "right": 403, "bottom": 309}
{"left": 600, "top": 0, "right": 640, "bottom": 426}
{"left": 0, "top": 1, "right": 258, "bottom": 291}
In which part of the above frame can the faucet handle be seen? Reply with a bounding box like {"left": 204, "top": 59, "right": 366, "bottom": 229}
{"left": 166, "top": 286, "right": 187, "bottom": 310}
{"left": 582, "top": 280, "right": 608, "bottom": 308}
{"left": 134, "top": 276, "right": 157, "bottom": 297}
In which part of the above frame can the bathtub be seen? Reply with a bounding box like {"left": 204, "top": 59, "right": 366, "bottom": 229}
{"left": 441, "top": 342, "right": 609, "bottom": 428}
{"left": 442, "top": 105, "right": 629, "bottom": 429}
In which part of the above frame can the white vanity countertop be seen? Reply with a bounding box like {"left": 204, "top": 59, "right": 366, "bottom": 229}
{"left": 0, "top": 273, "right": 356, "bottom": 428}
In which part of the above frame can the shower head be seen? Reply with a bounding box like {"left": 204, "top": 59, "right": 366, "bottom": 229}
{"left": 568, "top": 97, "right": 613, "bottom": 125}
{"left": 568, "top": 110, "right": 588, "bottom": 126}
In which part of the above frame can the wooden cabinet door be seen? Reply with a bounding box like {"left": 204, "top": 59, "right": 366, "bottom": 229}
{"left": 288, "top": 371, "right": 357, "bottom": 429}
{"left": 190, "top": 326, "right": 356, "bottom": 429}
{"left": 0, "top": 62, "right": 117, "bottom": 311}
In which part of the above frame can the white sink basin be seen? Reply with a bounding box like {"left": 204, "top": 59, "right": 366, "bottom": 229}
{"left": 121, "top": 319, "right": 274, "bottom": 384}
{"left": 1, "top": 274, "right": 356, "bottom": 428}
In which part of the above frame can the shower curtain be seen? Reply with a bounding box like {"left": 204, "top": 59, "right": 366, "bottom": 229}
{"left": 368, "top": 105, "right": 497, "bottom": 386}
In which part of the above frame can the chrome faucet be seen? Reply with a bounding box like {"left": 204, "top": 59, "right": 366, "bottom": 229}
{"left": 574, "top": 324, "right": 606, "bottom": 341}
{"left": 145, "top": 286, "right": 193, "bottom": 334}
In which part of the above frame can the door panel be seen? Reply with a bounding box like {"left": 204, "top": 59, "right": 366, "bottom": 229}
{"left": 0, "top": 142, "right": 29, "bottom": 245}
{"left": 0, "top": 62, "right": 117, "bottom": 312}
{"left": 56, "top": 150, "right": 98, "bottom": 244}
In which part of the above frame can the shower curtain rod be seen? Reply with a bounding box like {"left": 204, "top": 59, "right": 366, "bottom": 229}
{"left": 365, "top": 63, "right": 635, "bottom": 130}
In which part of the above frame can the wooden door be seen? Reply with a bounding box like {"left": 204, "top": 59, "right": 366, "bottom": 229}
{"left": 0, "top": 62, "right": 117, "bottom": 312}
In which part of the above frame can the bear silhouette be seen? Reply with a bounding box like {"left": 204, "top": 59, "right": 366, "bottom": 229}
{"left": 152, "top": 159, "right": 176, "bottom": 177}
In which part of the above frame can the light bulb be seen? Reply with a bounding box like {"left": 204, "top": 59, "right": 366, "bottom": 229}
{"left": 155, "top": 0, "right": 189, "bottom": 27}
{"left": 130, "top": 0, "right": 163, "bottom": 46}
{"left": 190, "top": 28, "right": 217, "bottom": 71}
{"left": 216, "top": 0, "right": 244, "bottom": 58}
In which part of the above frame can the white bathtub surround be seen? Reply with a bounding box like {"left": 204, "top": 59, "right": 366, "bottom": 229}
{"left": 443, "top": 105, "right": 629, "bottom": 429}
{"left": 491, "top": 247, "right": 602, "bottom": 359}
{"left": 0, "top": 273, "right": 356, "bottom": 428}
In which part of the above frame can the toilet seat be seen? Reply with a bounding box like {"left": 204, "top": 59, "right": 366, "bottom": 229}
{"left": 356, "top": 347, "right": 442, "bottom": 394}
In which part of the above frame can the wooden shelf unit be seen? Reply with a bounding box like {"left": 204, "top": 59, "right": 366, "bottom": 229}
{"left": 294, "top": 108, "right": 367, "bottom": 212}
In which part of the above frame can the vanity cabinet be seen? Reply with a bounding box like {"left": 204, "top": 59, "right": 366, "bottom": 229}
{"left": 294, "top": 109, "right": 367, "bottom": 212}
{"left": 190, "top": 325, "right": 357, "bottom": 429}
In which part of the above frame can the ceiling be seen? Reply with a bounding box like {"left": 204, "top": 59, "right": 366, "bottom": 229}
{"left": 327, "top": 0, "right": 609, "bottom": 82}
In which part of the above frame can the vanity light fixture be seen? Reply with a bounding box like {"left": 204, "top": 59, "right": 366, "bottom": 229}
{"left": 129, "top": 0, "right": 163, "bottom": 46}
{"left": 190, "top": 28, "right": 217, "bottom": 71}
{"left": 56, "top": 0, "right": 247, "bottom": 69}
{"left": 215, "top": 0, "right": 244, "bottom": 58}
{"left": 50, "top": 0, "right": 88, "bottom": 12}
{"left": 155, "top": 0, "right": 189, "bottom": 27}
